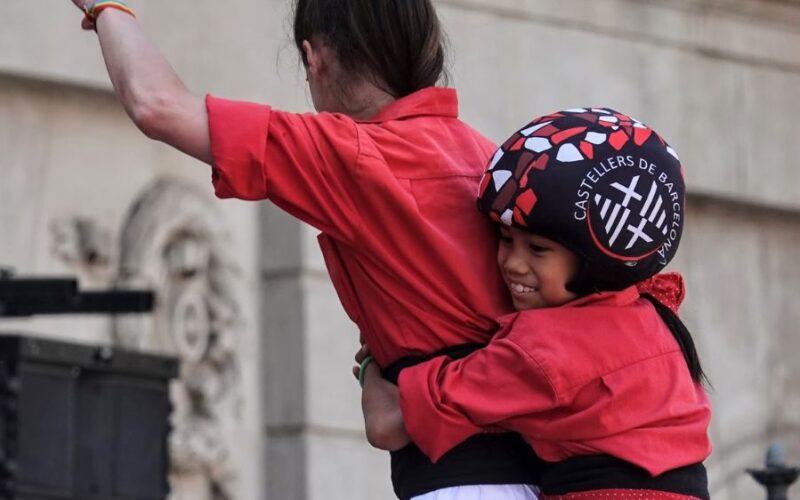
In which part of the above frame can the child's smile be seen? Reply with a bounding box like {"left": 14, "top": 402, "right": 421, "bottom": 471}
{"left": 497, "top": 226, "right": 580, "bottom": 310}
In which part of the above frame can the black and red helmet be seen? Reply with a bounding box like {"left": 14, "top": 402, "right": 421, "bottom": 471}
{"left": 477, "top": 107, "right": 685, "bottom": 293}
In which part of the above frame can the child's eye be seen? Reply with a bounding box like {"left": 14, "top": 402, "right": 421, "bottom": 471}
{"left": 529, "top": 244, "right": 549, "bottom": 253}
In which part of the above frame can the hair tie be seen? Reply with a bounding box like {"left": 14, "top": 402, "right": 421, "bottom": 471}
{"left": 358, "top": 355, "right": 375, "bottom": 388}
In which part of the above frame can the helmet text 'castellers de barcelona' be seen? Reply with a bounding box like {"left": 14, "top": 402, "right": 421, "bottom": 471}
{"left": 477, "top": 107, "right": 685, "bottom": 292}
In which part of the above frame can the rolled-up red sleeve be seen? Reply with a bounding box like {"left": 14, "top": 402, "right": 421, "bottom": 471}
{"left": 397, "top": 337, "right": 559, "bottom": 462}
{"left": 206, "top": 95, "right": 363, "bottom": 243}
{"left": 207, "top": 95, "right": 271, "bottom": 200}
{"left": 398, "top": 356, "right": 482, "bottom": 462}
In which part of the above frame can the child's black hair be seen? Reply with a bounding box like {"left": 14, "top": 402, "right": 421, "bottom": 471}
{"left": 641, "top": 294, "right": 710, "bottom": 386}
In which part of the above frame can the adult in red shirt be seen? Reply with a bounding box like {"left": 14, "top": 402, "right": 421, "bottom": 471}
{"left": 68, "top": 0, "right": 541, "bottom": 497}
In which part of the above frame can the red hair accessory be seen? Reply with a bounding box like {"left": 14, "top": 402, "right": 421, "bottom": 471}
{"left": 636, "top": 272, "right": 685, "bottom": 314}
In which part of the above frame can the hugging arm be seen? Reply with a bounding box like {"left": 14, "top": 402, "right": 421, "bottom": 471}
{"left": 395, "top": 338, "right": 558, "bottom": 462}
{"left": 356, "top": 338, "right": 557, "bottom": 459}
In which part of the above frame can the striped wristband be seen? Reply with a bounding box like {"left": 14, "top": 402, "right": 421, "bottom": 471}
{"left": 83, "top": 0, "right": 136, "bottom": 29}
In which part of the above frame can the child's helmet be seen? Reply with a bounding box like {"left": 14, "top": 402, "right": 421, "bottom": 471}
{"left": 477, "top": 107, "right": 685, "bottom": 293}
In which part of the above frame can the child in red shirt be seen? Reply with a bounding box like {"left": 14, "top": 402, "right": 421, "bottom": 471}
{"left": 358, "top": 108, "right": 712, "bottom": 500}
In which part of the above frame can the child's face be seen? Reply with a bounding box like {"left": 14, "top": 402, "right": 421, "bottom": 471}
{"left": 497, "top": 226, "right": 580, "bottom": 310}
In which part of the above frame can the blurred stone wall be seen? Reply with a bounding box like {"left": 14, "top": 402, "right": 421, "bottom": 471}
{"left": 1, "top": 0, "right": 799, "bottom": 499}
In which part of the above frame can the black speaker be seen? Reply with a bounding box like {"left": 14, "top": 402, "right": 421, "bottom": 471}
{"left": 0, "top": 334, "right": 178, "bottom": 500}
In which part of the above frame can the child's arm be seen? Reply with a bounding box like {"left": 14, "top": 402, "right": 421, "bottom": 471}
{"left": 354, "top": 334, "right": 557, "bottom": 459}
{"left": 395, "top": 336, "right": 557, "bottom": 462}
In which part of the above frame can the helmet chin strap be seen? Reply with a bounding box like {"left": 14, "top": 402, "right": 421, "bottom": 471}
{"left": 565, "top": 260, "right": 599, "bottom": 297}
{"left": 566, "top": 259, "right": 642, "bottom": 296}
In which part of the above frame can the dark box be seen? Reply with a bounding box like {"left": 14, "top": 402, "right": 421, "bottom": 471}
{"left": 0, "top": 334, "right": 178, "bottom": 500}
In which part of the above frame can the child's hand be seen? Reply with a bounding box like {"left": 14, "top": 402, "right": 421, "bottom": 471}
{"left": 353, "top": 345, "right": 411, "bottom": 451}
{"left": 352, "top": 343, "right": 371, "bottom": 380}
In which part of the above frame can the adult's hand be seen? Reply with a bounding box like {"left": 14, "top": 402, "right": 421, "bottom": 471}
{"left": 70, "top": 0, "right": 94, "bottom": 30}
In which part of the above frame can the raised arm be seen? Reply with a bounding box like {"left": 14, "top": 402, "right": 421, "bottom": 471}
{"left": 72, "top": 1, "right": 211, "bottom": 164}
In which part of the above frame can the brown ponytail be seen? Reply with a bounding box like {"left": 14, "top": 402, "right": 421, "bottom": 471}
{"left": 294, "top": 0, "right": 448, "bottom": 98}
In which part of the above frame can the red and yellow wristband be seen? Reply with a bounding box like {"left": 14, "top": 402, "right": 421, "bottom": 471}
{"left": 83, "top": 0, "right": 136, "bottom": 29}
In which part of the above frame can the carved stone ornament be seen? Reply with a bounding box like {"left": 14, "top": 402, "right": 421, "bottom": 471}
{"left": 114, "top": 178, "right": 242, "bottom": 500}
{"left": 50, "top": 216, "right": 114, "bottom": 283}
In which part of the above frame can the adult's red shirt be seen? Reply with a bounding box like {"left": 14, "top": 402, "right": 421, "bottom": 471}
{"left": 206, "top": 88, "right": 513, "bottom": 365}
{"left": 398, "top": 274, "right": 712, "bottom": 476}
